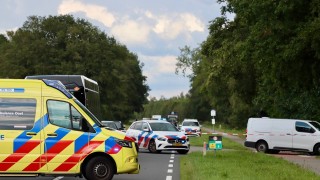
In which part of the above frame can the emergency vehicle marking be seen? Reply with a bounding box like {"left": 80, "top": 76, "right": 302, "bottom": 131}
{"left": 137, "top": 131, "right": 147, "bottom": 146}
{"left": 45, "top": 128, "right": 70, "bottom": 151}
{"left": 0, "top": 88, "right": 24, "bottom": 93}
{"left": 74, "top": 132, "right": 97, "bottom": 153}
{"left": 105, "top": 136, "right": 122, "bottom": 154}
{"left": 53, "top": 141, "right": 104, "bottom": 172}
{"left": 0, "top": 116, "right": 48, "bottom": 171}
{"left": 14, "top": 117, "right": 47, "bottom": 152}
{"left": 23, "top": 140, "right": 74, "bottom": 171}
{"left": 0, "top": 140, "right": 41, "bottom": 171}
{"left": 143, "top": 134, "right": 158, "bottom": 148}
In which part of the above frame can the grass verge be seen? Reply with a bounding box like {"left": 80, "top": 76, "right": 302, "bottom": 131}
{"left": 180, "top": 150, "right": 320, "bottom": 180}
{"left": 184, "top": 133, "right": 319, "bottom": 179}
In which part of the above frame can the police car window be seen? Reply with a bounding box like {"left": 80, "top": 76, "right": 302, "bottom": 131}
{"left": 134, "top": 122, "right": 143, "bottom": 130}
{"left": 150, "top": 123, "right": 178, "bottom": 131}
{"left": 48, "top": 100, "right": 83, "bottom": 131}
{"left": 141, "top": 122, "right": 149, "bottom": 130}
{"left": 0, "top": 98, "right": 36, "bottom": 130}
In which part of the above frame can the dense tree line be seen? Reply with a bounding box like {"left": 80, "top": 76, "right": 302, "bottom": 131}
{"left": 181, "top": 0, "right": 320, "bottom": 128}
{"left": 0, "top": 15, "right": 149, "bottom": 121}
{"left": 138, "top": 94, "right": 192, "bottom": 123}
{"left": 144, "top": 0, "right": 320, "bottom": 128}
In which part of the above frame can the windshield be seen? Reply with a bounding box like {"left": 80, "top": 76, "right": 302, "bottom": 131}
{"left": 149, "top": 122, "right": 179, "bottom": 131}
{"left": 74, "top": 99, "right": 103, "bottom": 127}
{"left": 310, "top": 121, "right": 320, "bottom": 131}
{"left": 182, "top": 121, "right": 199, "bottom": 126}
{"left": 102, "top": 122, "right": 117, "bottom": 129}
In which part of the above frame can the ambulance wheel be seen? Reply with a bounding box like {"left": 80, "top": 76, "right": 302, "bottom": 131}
{"left": 177, "top": 150, "right": 189, "bottom": 154}
{"left": 313, "top": 144, "right": 320, "bottom": 155}
{"left": 85, "top": 156, "right": 115, "bottom": 180}
{"left": 256, "top": 141, "right": 268, "bottom": 153}
{"left": 148, "top": 140, "right": 158, "bottom": 153}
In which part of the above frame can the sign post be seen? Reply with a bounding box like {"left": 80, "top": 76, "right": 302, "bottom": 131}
{"left": 208, "top": 135, "right": 222, "bottom": 156}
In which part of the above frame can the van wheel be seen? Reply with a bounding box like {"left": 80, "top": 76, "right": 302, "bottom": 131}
{"left": 256, "top": 141, "right": 268, "bottom": 153}
{"left": 85, "top": 156, "right": 115, "bottom": 180}
{"left": 313, "top": 144, "right": 320, "bottom": 155}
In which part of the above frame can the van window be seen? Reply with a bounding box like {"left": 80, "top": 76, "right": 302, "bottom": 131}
{"left": 0, "top": 98, "right": 36, "bottom": 130}
{"left": 310, "top": 121, "right": 320, "bottom": 131}
{"left": 47, "top": 100, "right": 83, "bottom": 131}
{"left": 295, "top": 121, "right": 315, "bottom": 133}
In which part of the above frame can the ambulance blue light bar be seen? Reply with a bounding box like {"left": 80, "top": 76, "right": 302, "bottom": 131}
{"left": 43, "top": 80, "right": 73, "bottom": 99}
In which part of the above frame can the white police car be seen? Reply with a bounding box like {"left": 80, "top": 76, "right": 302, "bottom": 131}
{"left": 180, "top": 119, "right": 202, "bottom": 137}
{"left": 126, "top": 120, "right": 190, "bottom": 154}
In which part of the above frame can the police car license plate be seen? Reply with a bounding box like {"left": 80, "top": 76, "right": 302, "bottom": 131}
{"left": 173, "top": 143, "right": 182, "bottom": 146}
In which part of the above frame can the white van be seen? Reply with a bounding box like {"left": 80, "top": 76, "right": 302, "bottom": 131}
{"left": 244, "top": 117, "right": 320, "bottom": 155}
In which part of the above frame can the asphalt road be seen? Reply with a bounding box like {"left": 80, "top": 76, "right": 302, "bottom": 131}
{"left": 0, "top": 149, "right": 182, "bottom": 180}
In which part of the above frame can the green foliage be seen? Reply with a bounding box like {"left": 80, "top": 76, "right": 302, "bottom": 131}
{"left": 138, "top": 94, "right": 192, "bottom": 122}
{"left": 0, "top": 15, "right": 149, "bottom": 120}
{"left": 175, "top": 0, "right": 320, "bottom": 128}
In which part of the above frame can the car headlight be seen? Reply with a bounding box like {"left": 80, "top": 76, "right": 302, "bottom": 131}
{"left": 157, "top": 137, "right": 167, "bottom": 141}
{"left": 116, "top": 139, "right": 132, "bottom": 148}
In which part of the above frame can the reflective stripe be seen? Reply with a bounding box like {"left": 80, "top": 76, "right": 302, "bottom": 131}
{"left": 0, "top": 140, "right": 41, "bottom": 171}
{"left": 23, "top": 140, "right": 73, "bottom": 171}
{"left": 53, "top": 141, "right": 103, "bottom": 172}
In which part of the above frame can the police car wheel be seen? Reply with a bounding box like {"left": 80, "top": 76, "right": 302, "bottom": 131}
{"left": 148, "top": 140, "right": 157, "bottom": 153}
{"left": 85, "top": 156, "right": 115, "bottom": 180}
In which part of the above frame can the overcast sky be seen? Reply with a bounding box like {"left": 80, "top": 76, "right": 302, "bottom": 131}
{"left": 1, "top": 0, "right": 223, "bottom": 99}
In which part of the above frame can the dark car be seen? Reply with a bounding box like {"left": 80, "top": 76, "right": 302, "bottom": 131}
{"left": 101, "top": 120, "right": 118, "bottom": 130}
{"left": 114, "top": 121, "right": 126, "bottom": 132}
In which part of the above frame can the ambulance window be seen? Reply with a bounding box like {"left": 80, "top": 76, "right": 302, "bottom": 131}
{"left": 47, "top": 100, "right": 91, "bottom": 131}
{"left": 47, "top": 101, "right": 71, "bottom": 129}
{"left": 70, "top": 106, "right": 82, "bottom": 130}
{"left": 0, "top": 98, "right": 36, "bottom": 130}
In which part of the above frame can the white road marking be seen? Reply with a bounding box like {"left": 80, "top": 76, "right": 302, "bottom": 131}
{"left": 167, "top": 169, "right": 173, "bottom": 173}
{"left": 168, "top": 164, "right": 173, "bottom": 167}
{"left": 169, "top": 160, "right": 174, "bottom": 163}
{"left": 166, "top": 176, "right": 172, "bottom": 180}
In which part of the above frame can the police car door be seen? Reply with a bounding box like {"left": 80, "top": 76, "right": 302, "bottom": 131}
{"left": 0, "top": 97, "right": 42, "bottom": 172}
{"left": 43, "top": 99, "right": 91, "bottom": 173}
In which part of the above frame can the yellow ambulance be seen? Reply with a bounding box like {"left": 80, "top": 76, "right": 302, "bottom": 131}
{"left": 0, "top": 79, "right": 139, "bottom": 180}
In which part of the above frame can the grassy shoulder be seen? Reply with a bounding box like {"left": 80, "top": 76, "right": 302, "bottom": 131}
{"left": 180, "top": 150, "right": 319, "bottom": 180}
{"left": 182, "top": 134, "right": 320, "bottom": 179}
